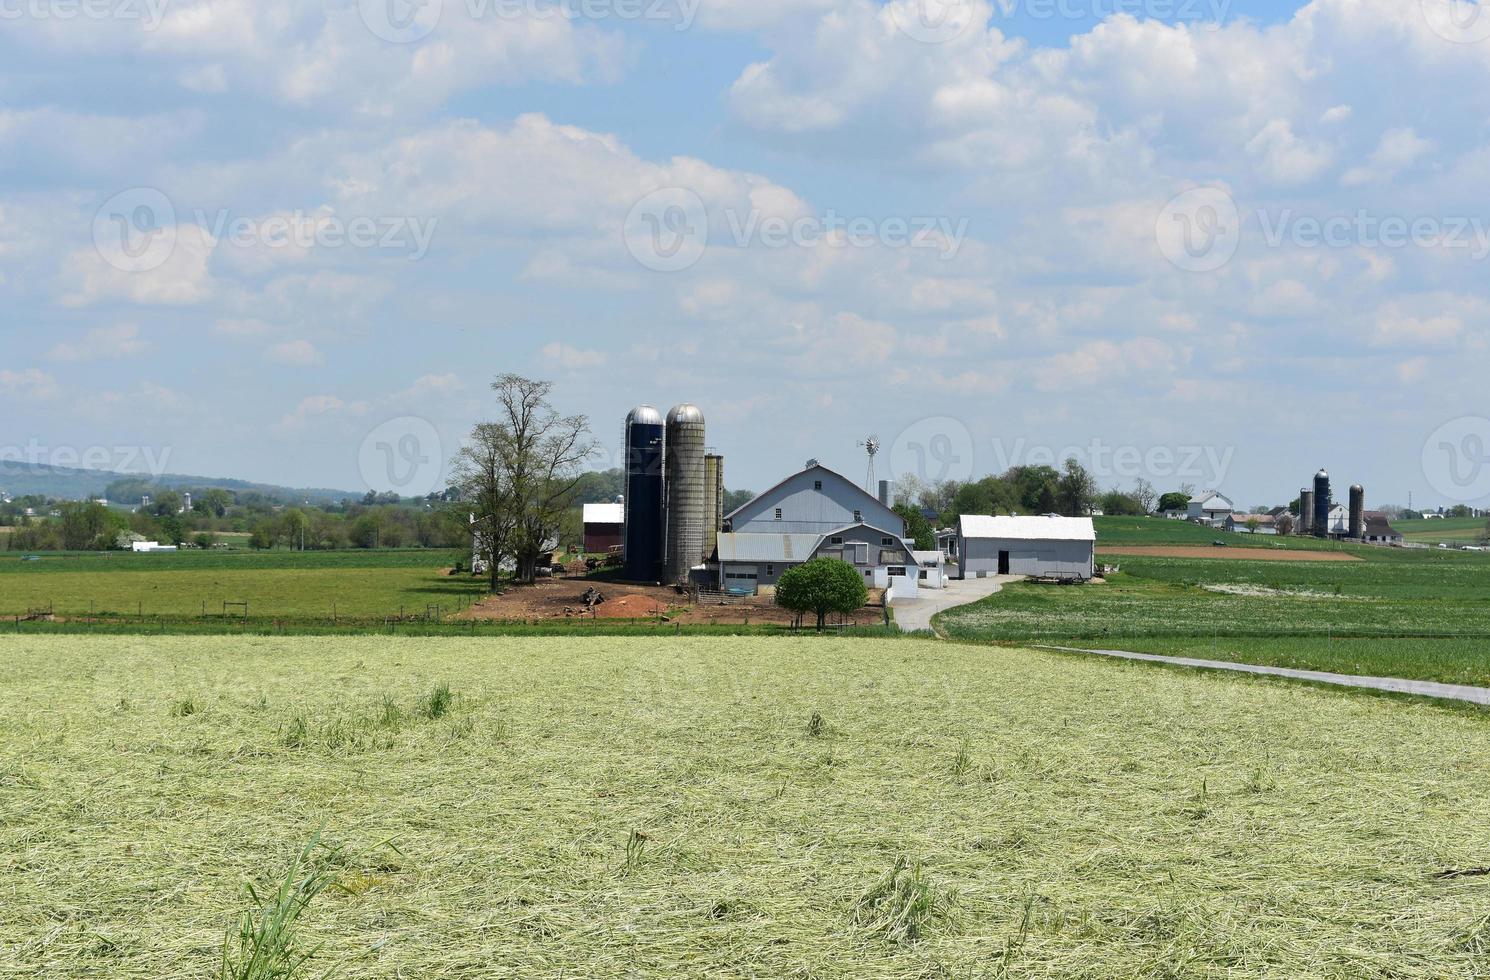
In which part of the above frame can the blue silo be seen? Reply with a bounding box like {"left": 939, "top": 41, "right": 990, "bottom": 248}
{"left": 623, "top": 406, "right": 666, "bottom": 582}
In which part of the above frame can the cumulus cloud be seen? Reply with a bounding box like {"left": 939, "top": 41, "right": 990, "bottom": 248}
{"left": 0, "top": 369, "right": 59, "bottom": 401}
{"left": 265, "top": 339, "right": 324, "bottom": 366}
{"left": 47, "top": 323, "right": 145, "bottom": 362}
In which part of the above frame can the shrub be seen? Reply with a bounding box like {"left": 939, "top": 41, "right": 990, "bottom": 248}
{"left": 775, "top": 558, "right": 869, "bottom": 631}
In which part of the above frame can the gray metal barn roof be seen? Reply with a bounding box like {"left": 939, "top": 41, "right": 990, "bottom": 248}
{"left": 714, "top": 532, "right": 822, "bottom": 562}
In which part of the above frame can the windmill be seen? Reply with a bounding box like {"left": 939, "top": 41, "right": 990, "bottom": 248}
{"left": 858, "top": 436, "right": 880, "bottom": 492}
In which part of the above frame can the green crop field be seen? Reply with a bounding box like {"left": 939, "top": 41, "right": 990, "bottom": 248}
{"left": 7, "top": 634, "right": 1490, "bottom": 979}
{"left": 1396, "top": 517, "right": 1488, "bottom": 545}
{"left": 941, "top": 547, "right": 1490, "bottom": 686}
{"left": 0, "top": 549, "right": 481, "bottom": 619}
{"left": 1092, "top": 516, "right": 1355, "bottom": 552}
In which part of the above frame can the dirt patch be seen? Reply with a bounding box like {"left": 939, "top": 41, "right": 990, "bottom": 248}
{"left": 1099, "top": 546, "right": 1361, "bottom": 562}
{"left": 457, "top": 576, "right": 885, "bottom": 625}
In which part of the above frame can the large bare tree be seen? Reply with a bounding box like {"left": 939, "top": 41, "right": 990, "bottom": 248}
{"left": 456, "top": 375, "right": 595, "bottom": 589}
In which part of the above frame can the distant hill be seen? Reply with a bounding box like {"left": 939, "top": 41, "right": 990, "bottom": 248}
{"left": 0, "top": 461, "right": 358, "bottom": 505}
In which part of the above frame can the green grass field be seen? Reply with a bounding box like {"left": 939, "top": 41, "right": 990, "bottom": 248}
{"left": 0, "top": 549, "right": 481, "bottom": 619}
{"left": 1092, "top": 516, "right": 1359, "bottom": 552}
{"left": 942, "top": 542, "right": 1490, "bottom": 686}
{"left": 7, "top": 634, "right": 1490, "bottom": 978}
{"left": 1395, "top": 517, "right": 1488, "bottom": 545}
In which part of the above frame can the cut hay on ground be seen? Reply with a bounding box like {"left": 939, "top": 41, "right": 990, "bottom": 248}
{"left": 4, "top": 635, "right": 1490, "bottom": 978}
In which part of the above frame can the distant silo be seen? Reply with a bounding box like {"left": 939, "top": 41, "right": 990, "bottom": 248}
{"left": 1299, "top": 489, "right": 1315, "bottom": 535}
{"left": 703, "top": 453, "right": 724, "bottom": 562}
{"left": 878, "top": 479, "right": 893, "bottom": 507}
{"left": 623, "top": 405, "right": 665, "bottom": 583}
{"left": 1349, "top": 484, "right": 1366, "bottom": 539}
{"left": 1314, "top": 469, "right": 1332, "bottom": 537}
{"left": 664, "top": 404, "right": 706, "bottom": 584}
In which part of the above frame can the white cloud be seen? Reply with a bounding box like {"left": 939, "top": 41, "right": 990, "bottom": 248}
{"left": 0, "top": 369, "right": 59, "bottom": 401}
{"left": 47, "top": 323, "right": 145, "bottom": 362}
{"left": 265, "top": 339, "right": 324, "bottom": 366}
{"left": 61, "top": 224, "right": 217, "bottom": 307}
{"left": 541, "top": 342, "right": 608, "bottom": 369}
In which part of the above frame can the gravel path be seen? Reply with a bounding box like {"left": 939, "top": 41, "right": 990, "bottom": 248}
{"left": 1036, "top": 645, "right": 1490, "bottom": 706}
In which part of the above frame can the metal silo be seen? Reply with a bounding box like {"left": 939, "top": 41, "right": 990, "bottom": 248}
{"left": 1299, "top": 489, "right": 1315, "bottom": 535}
{"left": 1349, "top": 484, "right": 1365, "bottom": 539}
{"left": 1314, "top": 469, "right": 1332, "bottom": 537}
{"left": 623, "top": 405, "right": 665, "bottom": 582}
{"left": 664, "top": 404, "right": 706, "bottom": 584}
{"left": 703, "top": 453, "right": 724, "bottom": 562}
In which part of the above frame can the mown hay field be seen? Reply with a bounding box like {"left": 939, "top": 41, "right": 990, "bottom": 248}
{"left": 5, "top": 635, "right": 1490, "bottom": 978}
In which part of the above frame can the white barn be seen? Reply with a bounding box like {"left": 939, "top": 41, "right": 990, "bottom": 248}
{"left": 956, "top": 515, "right": 1096, "bottom": 581}
{"left": 1187, "top": 491, "right": 1233, "bottom": 526}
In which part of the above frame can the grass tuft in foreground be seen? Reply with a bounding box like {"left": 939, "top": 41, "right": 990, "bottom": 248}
{"left": 220, "top": 830, "right": 346, "bottom": 980}
{"left": 851, "top": 857, "right": 956, "bottom": 945}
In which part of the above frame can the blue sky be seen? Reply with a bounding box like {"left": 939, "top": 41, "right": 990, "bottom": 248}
{"left": 3, "top": 0, "right": 1490, "bottom": 510}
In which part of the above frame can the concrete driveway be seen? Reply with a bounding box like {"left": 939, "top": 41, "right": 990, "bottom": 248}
{"left": 892, "top": 575, "right": 1019, "bottom": 633}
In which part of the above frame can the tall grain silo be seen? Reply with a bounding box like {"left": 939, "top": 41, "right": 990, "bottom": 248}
{"left": 1349, "top": 484, "right": 1366, "bottom": 539}
{"left": 623, "top": 405, "right": 665, "bottom": 583}
{"left": 1299, "top": 489, "right": 1315, "bottom": 535}
{"left": 1313, "top": 469, "right": 1332, "bottom": 537}
{"left": 664, "top": 404, "right": 706, "bottom": 584}
{"left": 703, "top": 453, "right": 724, "bottom": 562}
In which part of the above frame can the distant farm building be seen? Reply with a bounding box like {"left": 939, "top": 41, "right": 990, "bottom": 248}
{"left": 1187, "top": 491, "right": 1233, "bottom": 526}
{"left": 1226, "top": 513, "right": 1279, "bottom": 535}
{"left": 955, "top": 515, "right": 1096, "bottom": 581}
{"left": 713, "top": 461, "right": 919, "bottom": 599}
{"left": 1363, "top": 512, "right": 1403, "bottom": 545}
{"left": 583, "top": 501, "right": 625, "bottom": 554}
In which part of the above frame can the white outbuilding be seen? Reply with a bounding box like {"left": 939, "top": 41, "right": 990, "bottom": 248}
{"left": 955, "top": 515, "right": 1096, "bottom": 581}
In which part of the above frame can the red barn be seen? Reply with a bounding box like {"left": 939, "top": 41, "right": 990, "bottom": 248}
{"left": 583, "top": 502, "right": 624, "bottom": 554}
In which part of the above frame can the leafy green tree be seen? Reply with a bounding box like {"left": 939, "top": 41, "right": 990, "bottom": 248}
{"left": 1158, "top": 491, "right": 1190, "bottom": 513}
{"left": 1098, "top": 490, "right": 1146, "bottom": 516}
{"left": 1056, "top": 459, "right": 1098, "bottom": 517}
{"left": 199, "top": 488, "right": 233, "bottom": 518}
{"left": 893, "top": 503, "right": 935, "bottom": 551}
{"left": 1008, "top": 466, "right": 1061, "bottom": 513}
{"left": 774, "top": 558, "right": 869, "bottom": 632}
{"left": 151, "top": 491, "right": 183, "bottom": 518}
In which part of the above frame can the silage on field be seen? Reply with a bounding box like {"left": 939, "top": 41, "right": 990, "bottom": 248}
{"left": 4, "top": 634, "right": 1490, "bottom": 978}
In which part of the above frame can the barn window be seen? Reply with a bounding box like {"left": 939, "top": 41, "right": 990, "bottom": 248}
{"left": 814, "top": 480, "right": 823, "bottom": 491}
{"left": 774, "top": 508, "right": 782, "bottom": 520}
{"left": 766, "top": 563, "right": 775, "bottom": 575}
{"left": 853, "top": 510, "right": 862, "bottom": 522}
{"left": 830, "top": 536, "right": 843, "bottom": 545}
{"left": 881, "top": 537, "right": 893, "bottom": 546}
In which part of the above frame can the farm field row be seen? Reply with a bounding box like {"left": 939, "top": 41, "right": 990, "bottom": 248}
{"left": 940, "top": 550, "right": 1490, "bottom": 686}
{"left": 0, "top": 566, "right": 485, "bottom": 619}
{"left": 7, "top": 634, "right": 1490, "bottom": 979}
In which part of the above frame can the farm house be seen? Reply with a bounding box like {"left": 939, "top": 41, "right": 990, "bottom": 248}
{"left": 955, "top": 515, "right": 1096, "bottom": 581}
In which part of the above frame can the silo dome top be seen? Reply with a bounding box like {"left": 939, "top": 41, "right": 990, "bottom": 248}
{"left": 667, "top": 403, "right": 705, "bottom": 425}
{"left": 1350, "top": 484, "right": 1364, "bottom": 492}
{"left": 627, "top": 405, "right": 663, "bottom": 426}
{"left": 1316, "top": 468, "right": 1329, "bottom": 480}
